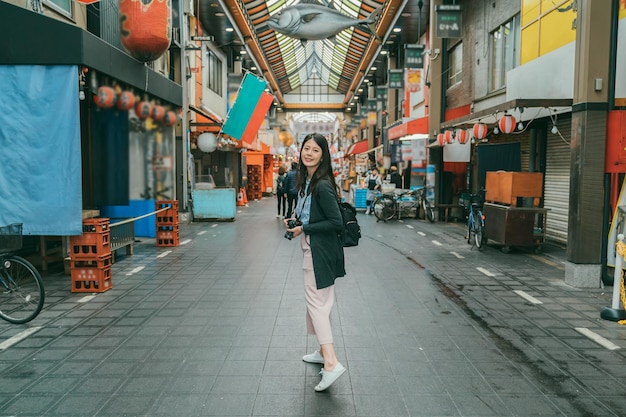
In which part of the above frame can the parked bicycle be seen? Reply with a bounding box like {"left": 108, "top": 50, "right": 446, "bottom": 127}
{"left": 372, "top": 188, "right": 435, "bottom": 223}
{"left": 459, "top": 189, "right": 487, "bottom": 249}
{"left": 0, "top": 223, "right": 45, "bottom": 324}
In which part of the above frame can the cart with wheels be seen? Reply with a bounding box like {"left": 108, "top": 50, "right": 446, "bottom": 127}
{"left": 483, "top": 203, "right": 549, "bottom": 254}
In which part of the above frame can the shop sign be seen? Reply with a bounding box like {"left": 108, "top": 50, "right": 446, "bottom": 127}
{"left": 404, "top": 44, "right": 425, "bottom": 69}
{"left": 436, "top": 5, "right": 462, "bottom": 38}
{"left": 388, "top": 69, "right": 404, "bottom": 89}
{"left": 375, "top": 86, "right": 388, "bottom": 101}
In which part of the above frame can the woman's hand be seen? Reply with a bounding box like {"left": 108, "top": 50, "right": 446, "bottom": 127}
{"left": 284, "top": 218, "right": 304, "bottom": 237}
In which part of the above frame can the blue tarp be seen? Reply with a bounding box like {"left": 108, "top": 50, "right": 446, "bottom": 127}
{"left": 0, "top": 65, "right": 82, "bottom": 235}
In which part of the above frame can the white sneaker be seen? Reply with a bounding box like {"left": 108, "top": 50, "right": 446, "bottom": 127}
{"left": 315, "top": 362, "right": 346, "bottom": 391}
{"left": 302, "top": 350, "right": 324, "bottom": 364}
{"left": 365, "top": 209, "right": 370, "bottom": 215}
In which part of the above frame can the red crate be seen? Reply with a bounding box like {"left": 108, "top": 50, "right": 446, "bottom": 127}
{"left": 70, "top": 241, "right": 111, "bottom": 259}
{"left": 71, "top": 266, "right": 112, "bottom": 293}
{"left": 70, "top": 231, "right": 110, "bottom": 248}
{"left": 157, "top": 225, "right": 179, "bottom": 233}
{"left": 156, "top": 200, "right": 179, "bottom": 211}
{"left": 70, "top": 253, "right": 112, "bottom": 270}
{"left": 156, "top": 234, "right": 180, "bottom": 247}
{"left": 82, "top": 218, "right": 110, "bottom": 233}
{"left": 156, "top": 212, "right": 179, "bottom": 225}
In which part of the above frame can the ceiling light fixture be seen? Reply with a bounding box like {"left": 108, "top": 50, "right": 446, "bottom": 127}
{"left": 225, "top": 27, "right": 234, "bottom": 32}
{"left": 393, "top": 27, "right": 401, "bottom": 33}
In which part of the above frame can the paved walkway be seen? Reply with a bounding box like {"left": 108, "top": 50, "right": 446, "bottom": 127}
{"left": 0, "top": 196, "right": 625, "bottom": 416}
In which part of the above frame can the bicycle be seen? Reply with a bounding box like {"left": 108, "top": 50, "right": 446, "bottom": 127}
{"left": 372, "top": 188, "right": 434, "bottom": 222}
{"left": 0, "top": 223, "right": 45, "bottom": 324}
{"left": 459, "top": 189, "right": 487, "bottom": 249}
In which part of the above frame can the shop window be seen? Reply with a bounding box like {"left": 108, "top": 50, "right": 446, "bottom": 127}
{"left": 44, "top": 0, "right": 72, "bottom": 18}
{"left": 490, "top": 15, "right": 520, "bottom": 91}
{"left": 206, "top": 50, "right": 223, "bottom": 96}
{"left": 447, "top": 43, "right": 462, "bottom": 87}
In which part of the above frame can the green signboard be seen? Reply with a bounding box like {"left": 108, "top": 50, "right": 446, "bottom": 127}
{"left": 388, "top": 69, "right": 404, "bottom": 89}
{"left": 404, "top": 44, "right": 425, "bottom": 69}
{"left": 436, "top": 5, "right": 462, "bottom": 38}
{"left": 375, "top": 86, "right": 388, "bottom": 101}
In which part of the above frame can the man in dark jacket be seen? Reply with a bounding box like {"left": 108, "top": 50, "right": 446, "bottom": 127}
{"left": 285, "top": 162, "right": 299, "bottom": 218}
{"left": 389, "top": 166, "right": 403, "bottom": 190}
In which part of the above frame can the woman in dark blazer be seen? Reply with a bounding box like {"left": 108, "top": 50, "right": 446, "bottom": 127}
{"left": 284, "top": 133, "right": 346, "bottom": 391}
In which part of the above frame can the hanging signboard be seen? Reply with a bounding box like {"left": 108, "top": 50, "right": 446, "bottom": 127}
{"left": 388, "top": 69, "right": 404, "bottom": 89}
{"left": 404, "top": 44, "right": 425, "bottom": 69}
{"left": 375, "top": 86, "right": 388, "bottom": 101}
{"left": 436, "top": 5, "right": 462, "bottom": 38}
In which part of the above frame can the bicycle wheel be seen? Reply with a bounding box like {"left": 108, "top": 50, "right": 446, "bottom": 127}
{"left": 473, "top": 211, "right": 484, "bottom": 249}
{"left": 0, "top": 255, "right": 45, "bottom": 324}
{"left": 373, "top": 197, "right": 395, "bottom": 222}
{"left": 423, "top": 200, "right": 435, "bottom": 223}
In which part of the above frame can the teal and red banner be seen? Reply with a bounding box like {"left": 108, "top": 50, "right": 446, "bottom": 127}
{"left": 222, "top": 73, "right": 274, "bottom": 144}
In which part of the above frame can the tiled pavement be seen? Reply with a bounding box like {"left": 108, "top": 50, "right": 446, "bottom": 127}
{"left": 0, "top": 196, "right": 625, "bottom": 416}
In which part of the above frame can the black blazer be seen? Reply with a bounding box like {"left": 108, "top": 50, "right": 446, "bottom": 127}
{"left": 301, "top": 179, "right": 346, "bottom": 289}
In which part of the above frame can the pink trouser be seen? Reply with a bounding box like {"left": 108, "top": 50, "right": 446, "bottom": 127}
{"left": 301, "top": 235, "right": 335, "bottom": 345}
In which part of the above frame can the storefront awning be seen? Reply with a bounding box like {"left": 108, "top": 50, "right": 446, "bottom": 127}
{"left": 345, "top": 140, "right": 369, "bottom": 156}
{"left": 388, "top": 116, "right": 429, "bottom": 140}
{"left": 189, "top": 105, "right": 222, "bottom": 133}
{"left": 441, "top": 98, "right": 572, "bottom": 129}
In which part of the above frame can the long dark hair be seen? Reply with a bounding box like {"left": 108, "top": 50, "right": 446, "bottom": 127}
{"left": 296, "top": 133, "right": 340, "bottom": 197}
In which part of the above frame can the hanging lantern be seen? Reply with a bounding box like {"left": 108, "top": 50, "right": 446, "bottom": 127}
{"left": 472, "top": 123, "right": 488, "bottom": 140}
{"left": 119, "top": 0, "right": 172, "bottom": 62}
{"left": 437, "top": 133, "right": 445, "bottom": 146}
{"left": 162, "top": 111, "right": 177, "bottom": 126}
{"left": 456, "top": 129, "right": 469, "bottom": 144}
{"left": 152, "top": 105, "right": 165, "bottom": 121}
{"left": 93, "top": 86, "right": 116, "bottom": 108}
{"left": 116, "top": 91, "right": 136, "bottom": 111}
{"left": 135, "top": 101, "right": 153, "bottom": 119}
{"left": 498, "top": 114, "right": 517, "bottom": 134}
{"left": 197, "top": 132, "right": 218, "bottom": 153}
{"left": 444, "top": 130, "right": 454, "bottom": 144}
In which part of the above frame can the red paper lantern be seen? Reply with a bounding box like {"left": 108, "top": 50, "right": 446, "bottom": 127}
{"left": 119, "top": 0, "right": 171, "bottom": 62}
{"left": 135, "top": 101, "right": 153, "bottom": 119}
{"left": 152, "top": 105, "right": 165, "bottom": 121}
{"left": 444, "top": 130, "right": 454, "bottom": 144}
{"left": 93, "top": 86, "right": 116, "bottom": 108}
{"left": 498, "top": 114, "right": 517, "bottom": 134}
{"left": 162, "top": 111, "right": 177, "bottom": 126}
{"left": 456, "top": 129, "right": 469, "bottom": 144}
{"left": 472, "top": 123, "right": 488, "bottom": 140}
{"left": 437, "top": 133, "right": 445, "bottom": 146}
{"left": 117, "top": 91, "right": 136, "bottom": 111}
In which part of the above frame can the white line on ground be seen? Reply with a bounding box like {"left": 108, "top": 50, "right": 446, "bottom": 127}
{"left": 77, "top": 295, "right": 96, "bottom": 303}
{"left": 417, "top": 232, "right": 426, "bottom": 236}
{"left": 126, "top": 266, "right": 145, "bottom": 276}
{"left": 576, "top": 327, "right": 620, "bottom": 350}
{"left": 432, "top": 240, "right": 442, "bottom": 246}
{"left": 477, "top": 267, "right": 496, "bottom": 277}
{"left": 180, "top": 239, "right": 192, "bottom": 245}
{"left": 197, "top": 231, "right": 207, "bottom": 235}
{"left": 450, "top": 252, "right": 464, "bottom": 259}
{"left": 211, "top": 224, "right": 218, "bottom": 228}
{"left": 0, "top": 327, "right": 42, "bottom": 350}
{"left": 406, "top": 225, "right": 414, "bottom": 229}
{"left": 514, "top": 290, "right": 543, "bottom": 305}
{"left": 156, "top": 251, "right": 171, "bottom": 258}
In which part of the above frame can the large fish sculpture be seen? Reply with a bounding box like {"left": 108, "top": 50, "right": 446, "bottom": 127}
{"left": 266, "top": 2, "right": 382, "bottom": 42}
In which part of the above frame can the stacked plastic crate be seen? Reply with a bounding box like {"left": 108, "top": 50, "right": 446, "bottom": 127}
{"left": 156, "top": 200, "right": 179, "bottom": 247}
{"left": 69, "top": 218, "right": 112, "bottom": 293}
{"left": 247, "top": 165, "right": 262, "bottom": 200}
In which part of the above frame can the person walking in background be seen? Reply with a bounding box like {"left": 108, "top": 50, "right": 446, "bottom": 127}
{"left": 364, "top": 167, "right": 382, "bottom": 214}
{"left": 275, "top": 166, "right": 287, "bottom": 218}
{"left": 284, "top": 133, "right": 346, "bottom": 392}
{"left": 389, "top": 166, "right": 403, "bottom": 190}
{"left": 285, "top": 161, "right": 299, "bottom": 218}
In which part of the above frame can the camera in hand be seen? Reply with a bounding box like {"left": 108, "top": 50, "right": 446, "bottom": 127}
{"left": 284, "top": 219, "right": 302, "bottom": 240}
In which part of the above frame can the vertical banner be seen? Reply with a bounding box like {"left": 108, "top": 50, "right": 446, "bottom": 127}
{"left": 222, "top": 73, "right": 274, "bottom": 144}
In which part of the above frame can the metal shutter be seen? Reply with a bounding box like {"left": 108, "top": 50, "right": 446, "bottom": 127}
{"left": 543, "top": 123, "right": 571, "bottom": 244}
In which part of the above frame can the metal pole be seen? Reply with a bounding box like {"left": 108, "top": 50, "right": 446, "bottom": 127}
{"left": 601, "top": 234, "right": 626, "bottom": 321}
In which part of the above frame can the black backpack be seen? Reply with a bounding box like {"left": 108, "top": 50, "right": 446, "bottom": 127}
{"left": 276, "top": 175, "right": 286, "bottom": 193}
{"left": 338, "top": 201, "right": 361, "bottom": 247}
